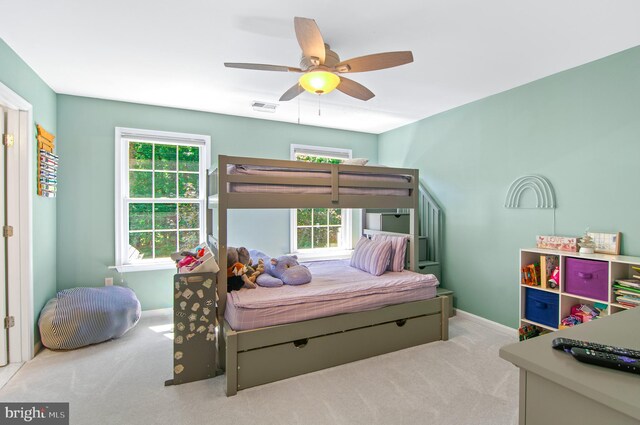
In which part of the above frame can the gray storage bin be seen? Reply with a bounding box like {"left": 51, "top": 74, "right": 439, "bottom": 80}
{"left": 365, "top": 213, "right": 410, "bottom": 233}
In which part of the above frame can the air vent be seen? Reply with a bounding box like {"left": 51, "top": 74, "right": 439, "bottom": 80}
{"left": 252, "top": 101, "right": 278, "bottom": 113}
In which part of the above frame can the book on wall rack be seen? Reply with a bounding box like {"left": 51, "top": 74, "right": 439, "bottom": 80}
{"left": 36, "top": 125, "right": 58, "bottom": 198}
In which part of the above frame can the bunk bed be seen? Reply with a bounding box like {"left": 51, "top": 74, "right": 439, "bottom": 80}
{"left": 210, "top": 155, "right": 449, "bottom": 396}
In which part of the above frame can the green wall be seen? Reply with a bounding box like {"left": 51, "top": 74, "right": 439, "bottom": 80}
{"left": 0, "top": 38, "right": 58, "bottom": 343}
{"left": 56, "top": 95, "right": 377, "bottom": 310}
{"left": 379, "top": 46, "right": 640, "bottom": 328}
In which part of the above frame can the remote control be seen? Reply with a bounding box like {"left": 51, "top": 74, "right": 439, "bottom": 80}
{"left": 552, "top": 338, "right": 640, "bottom": 358}
{"left": 570, "top": 348, "right": 640, "bottom": 375}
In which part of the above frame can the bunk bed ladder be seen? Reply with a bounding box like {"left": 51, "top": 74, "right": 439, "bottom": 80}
{"left": 417, "top": 183, "right": 443, "bottom": 283}
{"left": 394, "top": 182, "right": 442, "bottom": 281}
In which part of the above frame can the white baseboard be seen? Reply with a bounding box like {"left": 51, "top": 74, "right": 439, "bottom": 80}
{"left": 454, "top": 309, "right": 517, "bottom": 336}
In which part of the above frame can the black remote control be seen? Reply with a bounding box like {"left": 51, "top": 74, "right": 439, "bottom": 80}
{"left": 570, "top": 348, "right": 640, "bottom": 375}
{"left": 552, "top": 338, "right": 640, "bottom": 358}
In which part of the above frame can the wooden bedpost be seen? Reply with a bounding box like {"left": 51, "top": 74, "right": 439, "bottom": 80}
{"left": 409, "top": 169, "right": 420, "bottom": 271}
{"left": 224, "top": 322, "right": 238, "bottom": 396}
{"left": 441, "top": 296, "right": 449, "bottom": 341}
{"left": 217, "top": 156, "right": 229, "bottom": 372}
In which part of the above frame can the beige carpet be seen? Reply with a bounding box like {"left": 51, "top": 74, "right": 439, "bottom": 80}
{"left": 0, "top": 310, "right": 519, "bottom": 425}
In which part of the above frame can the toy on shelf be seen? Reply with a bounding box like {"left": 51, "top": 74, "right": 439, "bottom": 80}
{"left": 540, "top": 255, "right": 559, "bottom": 290}
{"left": 578, "top": 228, "right": 596, "bottom": 254}
{"left": 518, "top": 324, "right": 551, "bottom": 341}
{"left": 521, "top": 263, "right": 541, "bottom": 286}
{"left": 560, "top": 303, "right": 606, "bottom": 328}
{"left": 548, "top": 266, "right": 560, "bottom": 289}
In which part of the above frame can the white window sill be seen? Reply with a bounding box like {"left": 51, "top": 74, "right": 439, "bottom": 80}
{"left": 291, "top": 249, "right": 353, "bottom": 262}
{"left": 110, "top": 261, "right": 176, "bottom": 273}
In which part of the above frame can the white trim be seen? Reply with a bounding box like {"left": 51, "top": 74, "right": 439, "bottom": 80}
{"left": 0, "top": 104, "right": 7, "bottom": 366}
{"left": 115, "top": 127, "right": 211, "bottom": 272}
{"left": 0, "top": 81, "right": 35, "bottom": 362}
{"left": 5, "top": 108, "right": 21, "bottom": 365}
{"left": 111, "top": 260, "right": 175, "bottom": 273}
{"left": 117, "top": 127, "right": 211, "bottom": 168}
{"left": 292, "top": 249, "right": 353, "bottom": 262}
{"left": 454, "top": 308, "right": 518, "bottom": 337}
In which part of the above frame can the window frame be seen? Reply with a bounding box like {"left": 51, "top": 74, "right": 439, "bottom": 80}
{"left": 289, "top": 144, "right": 353, "bottom": 256}
{"left": 115, "top": 127, "right": 211, "bottom": 272}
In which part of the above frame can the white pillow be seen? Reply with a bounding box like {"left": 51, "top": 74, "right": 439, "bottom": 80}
{"left": 342, "top": 158, "right": 369, "bottom": 166}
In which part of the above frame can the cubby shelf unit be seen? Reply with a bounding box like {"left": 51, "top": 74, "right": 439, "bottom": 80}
{"left": 519, "top": 247, "right": 639, "bottom": 332}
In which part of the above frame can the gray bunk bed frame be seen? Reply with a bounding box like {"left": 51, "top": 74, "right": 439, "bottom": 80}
{"left": 211, "top": 155, "right": 449, "bottom": 396}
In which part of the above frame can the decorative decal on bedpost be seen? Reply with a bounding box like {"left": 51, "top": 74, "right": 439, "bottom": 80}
{"left": 165, "top": 272, "right": 220, "bottom": 386}
{"left": 504, "top": 175, "right": 556, "bottom": 209}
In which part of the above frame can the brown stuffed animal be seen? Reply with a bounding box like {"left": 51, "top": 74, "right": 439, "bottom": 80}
{"left": 245, "top": 258, "right": 264, "bottom": 284}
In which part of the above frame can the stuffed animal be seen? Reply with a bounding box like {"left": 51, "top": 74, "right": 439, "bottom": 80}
{"left": 244, "top": 258, "right": 264, "bottom": 284}
{"left": 256, "top": 255, "right": 312, "bottom": 287}
{"left": 226, "top": 262, "right": 256, "bottom": 292}
{"left": 227, "top": 246, "right": 251, "bottom": 266}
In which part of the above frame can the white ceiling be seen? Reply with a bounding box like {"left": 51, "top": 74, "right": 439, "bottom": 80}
{"left": 1, "top": 1, "right": 640, "bottom": 134}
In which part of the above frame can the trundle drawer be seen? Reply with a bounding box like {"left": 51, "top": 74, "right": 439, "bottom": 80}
{"left": 237, "top": 313, "right": 441, "bottom": 390}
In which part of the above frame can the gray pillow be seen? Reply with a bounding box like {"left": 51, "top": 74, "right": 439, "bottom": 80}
{"left": 350, "top": 237, "right": 392, "bottom": 276}
{"left": 372, "top": 234, "right": 408, "bottom": 272}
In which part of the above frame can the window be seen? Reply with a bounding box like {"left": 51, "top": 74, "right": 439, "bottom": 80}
{"left": 290, "top": 144, "right": 352, "bottom": 254}
{"left": 115, "top": 128, "right": 210, "bottom": 272}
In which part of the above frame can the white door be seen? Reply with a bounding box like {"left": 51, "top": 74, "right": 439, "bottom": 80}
{"left": 0, "top": 107, "right": 7, "bottom": 366}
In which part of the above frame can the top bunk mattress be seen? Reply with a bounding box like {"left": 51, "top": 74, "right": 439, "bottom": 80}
{"left": 226, "top": 164, "right": 412, "bottom": 196}
{"left": 224, "top": 259, "right": 439, "bottom": 331}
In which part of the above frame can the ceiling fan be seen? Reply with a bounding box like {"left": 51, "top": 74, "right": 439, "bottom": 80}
{"left": 224, "top": 17, "right": 414, "bottom": 102}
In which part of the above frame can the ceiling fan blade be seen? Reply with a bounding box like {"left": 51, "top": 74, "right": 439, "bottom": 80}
{"left": 335, "top": 51, "right": 414, "bottom": 73}
{"left": 336, "top": 77, "right": 375, "bottom": 101}
{"left": 224, "top": 63, "right": 302, "bottom": 72}
{"left": 294, "top": 17, "right": 326, "bottom": 64}
{"left": 279, "top": 83, "right": 304, "bottom": 101}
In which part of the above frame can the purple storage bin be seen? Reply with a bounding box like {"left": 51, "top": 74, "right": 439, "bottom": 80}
{"left": 564, "top": 258, "right": 608, "bottom": 301}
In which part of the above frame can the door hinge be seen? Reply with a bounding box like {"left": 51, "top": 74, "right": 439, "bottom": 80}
{"left": 2, "top": 225, "right": 13, "bottom": 238}
{"left": 2, "top": 133, "right": 14, "bottom": 147}
{"left": 4, "top": 316, "right": 14, "bottom": 329}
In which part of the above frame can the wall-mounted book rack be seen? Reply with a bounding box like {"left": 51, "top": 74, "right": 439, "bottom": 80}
{"left": 36, "top": 124, "right": 58, "bottom": 198}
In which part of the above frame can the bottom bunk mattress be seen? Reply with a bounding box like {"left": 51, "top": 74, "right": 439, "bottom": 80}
{"left": 225, "top": 259, "right": 439, "bottom": 331}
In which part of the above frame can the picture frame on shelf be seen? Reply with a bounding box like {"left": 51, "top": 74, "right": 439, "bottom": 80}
{"left": 588, "top": 232, "right": 621, "bottom": 255}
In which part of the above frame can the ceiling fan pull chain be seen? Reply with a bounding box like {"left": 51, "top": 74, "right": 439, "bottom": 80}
{"left": 297, "top": 94, "right": 301, "bottom": 125}
{"left": 318, "top": 95, "right": 321, "bottom": 116}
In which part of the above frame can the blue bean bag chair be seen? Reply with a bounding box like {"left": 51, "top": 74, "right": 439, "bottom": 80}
{"left": 39, "top": 286, "right": 141, "bottom": 350}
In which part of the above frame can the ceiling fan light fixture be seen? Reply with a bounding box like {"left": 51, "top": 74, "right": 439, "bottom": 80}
{"left": 299, "top": 71, "right": 340, "bottom": 95}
